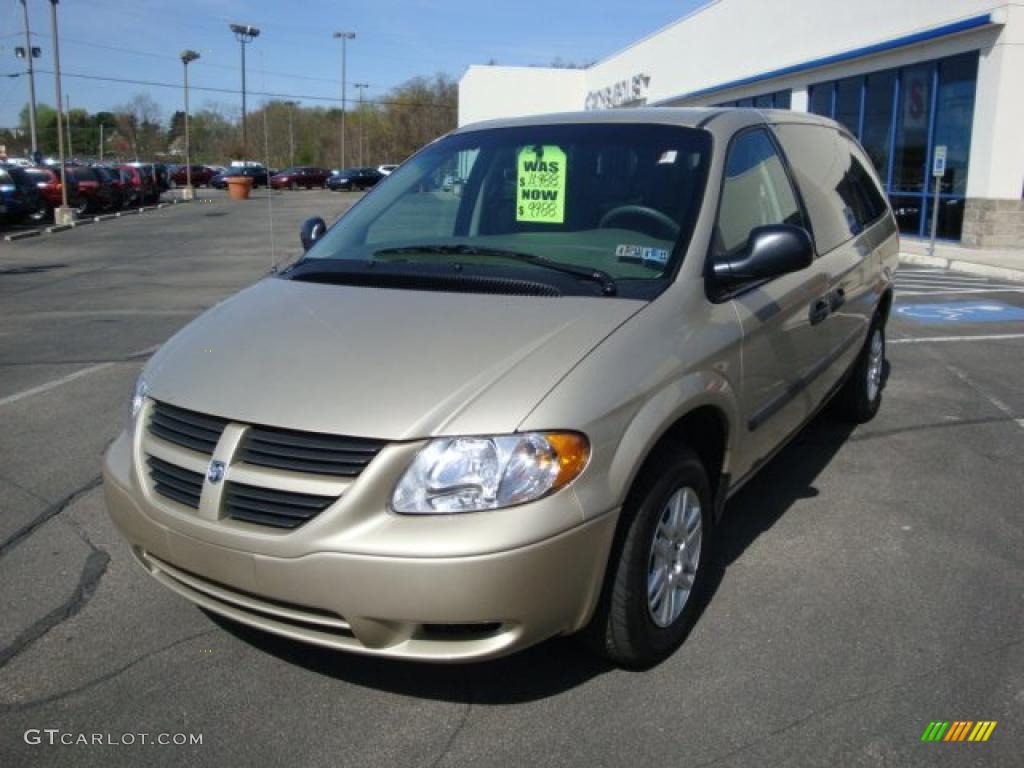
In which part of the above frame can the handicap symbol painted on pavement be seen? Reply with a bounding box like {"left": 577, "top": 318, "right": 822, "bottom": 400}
{"left": 896, "top": 301, "right": 1024, "bottom": 323}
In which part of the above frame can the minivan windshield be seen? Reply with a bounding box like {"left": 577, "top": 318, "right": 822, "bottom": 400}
{"left": 300, "top": 123, "right": 712, "bottom": 298}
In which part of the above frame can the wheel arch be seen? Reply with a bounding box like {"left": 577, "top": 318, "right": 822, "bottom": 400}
{"left": 608, "top": 372, "right": 738, "bottom": 523}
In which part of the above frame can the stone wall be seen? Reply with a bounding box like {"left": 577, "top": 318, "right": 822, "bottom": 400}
{"left": 962, "top": 198, "right": 1024, "bottom": 248}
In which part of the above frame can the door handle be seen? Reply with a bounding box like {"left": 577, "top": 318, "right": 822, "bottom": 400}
{"left": 829, "top": 287, "right": 846, "bottom": 311}
{"left": 809, "top": 298, "right": 830, "bottom": 326}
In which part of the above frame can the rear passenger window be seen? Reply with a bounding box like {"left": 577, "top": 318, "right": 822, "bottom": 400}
{"left": 841, "top": 138, "right": 888, "bottom": 226}
{"left": 773, "top": 124, "right": 886, "bottom": 253}
{"left": 714, "top": 128, "right": 805, "bottom": 258}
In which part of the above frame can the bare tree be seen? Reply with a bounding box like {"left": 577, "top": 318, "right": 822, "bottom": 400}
{"left": 112, "top": 93, "right": 164, "bottom": 160}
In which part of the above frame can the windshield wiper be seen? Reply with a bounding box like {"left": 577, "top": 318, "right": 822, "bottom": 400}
{"left": 373, "top": 244, "right": 617, "bottom": 296}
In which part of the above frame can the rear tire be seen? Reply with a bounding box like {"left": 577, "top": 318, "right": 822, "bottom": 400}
{"left": 835, "top": 319, "right": 886, "bottom": 423}
{"left": 582, "top": 446, "right": 712, "bottom": 668}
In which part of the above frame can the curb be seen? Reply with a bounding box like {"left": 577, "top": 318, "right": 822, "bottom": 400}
{"left": 3, "top": 198, "right": 193, "bottom": 241}
{"left": 899, "top": 251, "right": 1024, "bottom": 283}
{"left": 3, "top": 229, "right": 42, "bottom": 242}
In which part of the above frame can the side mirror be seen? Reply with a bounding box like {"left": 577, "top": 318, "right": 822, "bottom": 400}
{"left": 300, "top": 216, "right": 327, "bottom": 252}
{"left": 712, "top": 224, "right": 814, "bottom": 286}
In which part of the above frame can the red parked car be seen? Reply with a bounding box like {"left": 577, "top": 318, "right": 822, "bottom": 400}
{"left": 69, "top": 166, "right": 116, "bottom": 213}
{"left": 93, "top": 166, "right": 128, "bottom": 210}
{"left": 23, "top": 166, "right": 83, "bottom": 221}
{"left": 270, "top": 166, "right": 332, "bottom": 190}
{"left": 119, "top": 164, "right": 159, "bottom": 205}
{"left": 169, "top": 164, "right": 214, "bottom": 187}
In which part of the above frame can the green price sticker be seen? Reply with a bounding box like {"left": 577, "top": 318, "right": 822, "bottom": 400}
{"left": 516, "top": 145, "right": 567, "bottom": 224}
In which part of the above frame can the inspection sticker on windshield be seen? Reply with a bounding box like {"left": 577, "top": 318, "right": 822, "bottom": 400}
{"left": 616, "top": 244, "right": 670, "bottom": 266}
{"left": 517, "top": 145, "right": 567, "bottom": 224}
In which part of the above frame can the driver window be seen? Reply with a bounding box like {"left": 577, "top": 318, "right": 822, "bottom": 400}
{"left": 714, "top": 129, "right": 803, "bottom": 258}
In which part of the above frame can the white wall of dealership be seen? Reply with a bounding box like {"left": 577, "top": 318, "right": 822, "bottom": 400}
{"left": 459, "top": 0, "right": 1024, "bottom": 228}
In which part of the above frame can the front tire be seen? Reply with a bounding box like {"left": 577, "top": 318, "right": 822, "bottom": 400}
{"left": 584, "top": 446, "right": 712, "bottom": 668}
{"left": 835, "top": 321, "right": 886, "bottom": 423}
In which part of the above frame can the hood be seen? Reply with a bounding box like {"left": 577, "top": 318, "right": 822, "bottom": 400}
{"left": 145, "top": 277, "right": 644, "bottom": 440}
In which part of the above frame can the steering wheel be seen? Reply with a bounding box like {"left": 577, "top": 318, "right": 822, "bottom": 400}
{"left": 598, "top": 205, "right": 680, "bottom": 240}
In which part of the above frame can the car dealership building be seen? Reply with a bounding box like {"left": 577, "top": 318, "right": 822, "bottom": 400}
{"left": 458, "top": 0, "right": 1023, "bottom": 247}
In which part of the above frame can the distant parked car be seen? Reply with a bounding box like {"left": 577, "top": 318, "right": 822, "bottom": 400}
{"left": 169, "top": 164, "right": 215, "bottom": 188}
{"left": 377, "top": 164, "right": 398, "bottom": 175}
{"left": 211, "top": 166, "right": 270, "bottom": 189}
{"left": 127, "top": 162, "right": 170, "bottom": 195}
{"left": 0, "top": 165, "right": 45, "bottom": 223}
{"left": 69, "top": 166, "right": 116, "bottom": 213}
{"left": 327, "top": 167, "right": 384, "bottom": 191}
{"left": 23, "top": 166, "right": 82, "bottom": 221}
{"left": 93, "top": 166, "right": 128, "bottom": 210}
{"left": 270, "top": 166, "right": 333, "bottom": 190}
{"left": 119, "top": 164, "right": 158, "bottom": 205}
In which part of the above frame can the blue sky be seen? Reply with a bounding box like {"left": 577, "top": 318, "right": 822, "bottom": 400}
{"left": 0, "top": 0, "right": 705, "bottom": 128}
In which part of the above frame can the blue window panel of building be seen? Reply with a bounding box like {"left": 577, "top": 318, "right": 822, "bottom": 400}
{"left": 807, "top": 51, "right": 978, "bottom": 241}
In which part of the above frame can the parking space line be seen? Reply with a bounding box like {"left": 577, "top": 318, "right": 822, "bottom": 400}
{"left": 0, "top": 363, "right": 115, "bottom": 407}
{"left": 890, "top": 333, "right": 1024, "bottom": 344}
{"left": 0, "top": 344, "right": 159, "bottom": 408}
{"left": 896, "top": 288, "right": 1024, "bottom": 297}
{"left": 945, "top": 362, "right": 1024, "bottom": 432}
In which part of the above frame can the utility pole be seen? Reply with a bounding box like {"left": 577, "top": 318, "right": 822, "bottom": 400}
{"left": 181, "top": 50, "right": 200, "bottom": 200}
{"left": 99, "top": 123, "right": 103, "bottom": 161}
{"left": 353, "top": 83, "right": 369, "bottom": 167}
{"left": 229, "top": 24, "right": 259, "bottom": 162}
{"left": 49, "top": 0, "right": 73, "bottom": 223}
{"left": 18, "top": 0, "right": 39, "bottom": 157}
{"left": 332, "top": 31, "right": 355, "bottom": 169}
{"left": 65, "top": 94, "right": 72, "bottom": 159}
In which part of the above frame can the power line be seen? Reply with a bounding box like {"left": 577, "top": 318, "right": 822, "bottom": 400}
{"left": 21, "top": 30, "right": 447, "bottom": 91}
{"left": 2, "top": 69, "right": 456, "bottom": 110}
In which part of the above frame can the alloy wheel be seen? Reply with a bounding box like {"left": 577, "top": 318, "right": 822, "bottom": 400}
{"left": 647, "top": 486, "right": 703, "bottom": 627}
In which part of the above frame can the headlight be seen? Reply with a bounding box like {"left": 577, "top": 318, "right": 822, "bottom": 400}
{"left": 392, "top": 432, "right": 589, "bottom": 514}
{"left": 130, "top": 376, "right": 148, "bottom": 420}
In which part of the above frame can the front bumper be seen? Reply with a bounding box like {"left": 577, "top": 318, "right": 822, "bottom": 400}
{"left": 103, "top": 431, "right": 618, "bottom": 662}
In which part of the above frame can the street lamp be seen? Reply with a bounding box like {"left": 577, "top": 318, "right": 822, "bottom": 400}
{"left": 353, "top": 82, "right": 369, "bottom": 167}
{"left": 332, "top": 31, "right": 355, "bottom": 169}
{"left": 181, "top": 50, "right": 200, "bottom": 200}
{"left": 16, "top": 0, "right": 41, "bottom": 158}
{"left": 48, "top": 0, "right": 73, "bottom": 224}
{"left": 229, "top": 23, "right": 259, "bottom": 162}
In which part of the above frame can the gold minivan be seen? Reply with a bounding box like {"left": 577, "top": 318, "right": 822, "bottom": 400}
{"left": 104, "top": 109, "right": 897, "bottom": 667}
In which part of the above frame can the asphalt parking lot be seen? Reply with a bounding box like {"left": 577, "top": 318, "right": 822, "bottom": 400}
{"left": 0, "top": 193, "right": 1021, "bottom": 767}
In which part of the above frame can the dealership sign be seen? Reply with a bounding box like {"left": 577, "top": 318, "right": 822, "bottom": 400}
{"left": 585, "top": 74, "right": 650, "bottom": 110}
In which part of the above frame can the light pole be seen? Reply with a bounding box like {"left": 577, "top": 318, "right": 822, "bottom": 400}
{"left": 229, "top": 23, "right": 259, "bottom": 162}
{"left": 353, "top": 82, "right": 368, "bottom": 167}
{"left": 332, "top": 31, "right": 355, "bottom": 169}
{"left": 16, "top": 0, "right": 40, "bottom": 158}
{"left": 65, "top": 93, "right": 72, "bottom": 159}
{"left": 48, "top": 0, "right": 73, "bottom": 224}
{"left": 181, "top": 50, "right": 200, "bottom": 200}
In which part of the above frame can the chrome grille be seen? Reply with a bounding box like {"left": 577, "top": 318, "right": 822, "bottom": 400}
{"left": 224, "top": 482, "right": 336, "bottom": 529}
{"left": 238, "top": 425, "right": 386, "bottom": 477}
{"left": 142, "top": 400, "right": 382, "bottom": 530}
{"left": 147, "top": 455, "right": 203, "bottom": 509}
{"left": 149, "top": 401, "right": 228, "bottom": 454}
